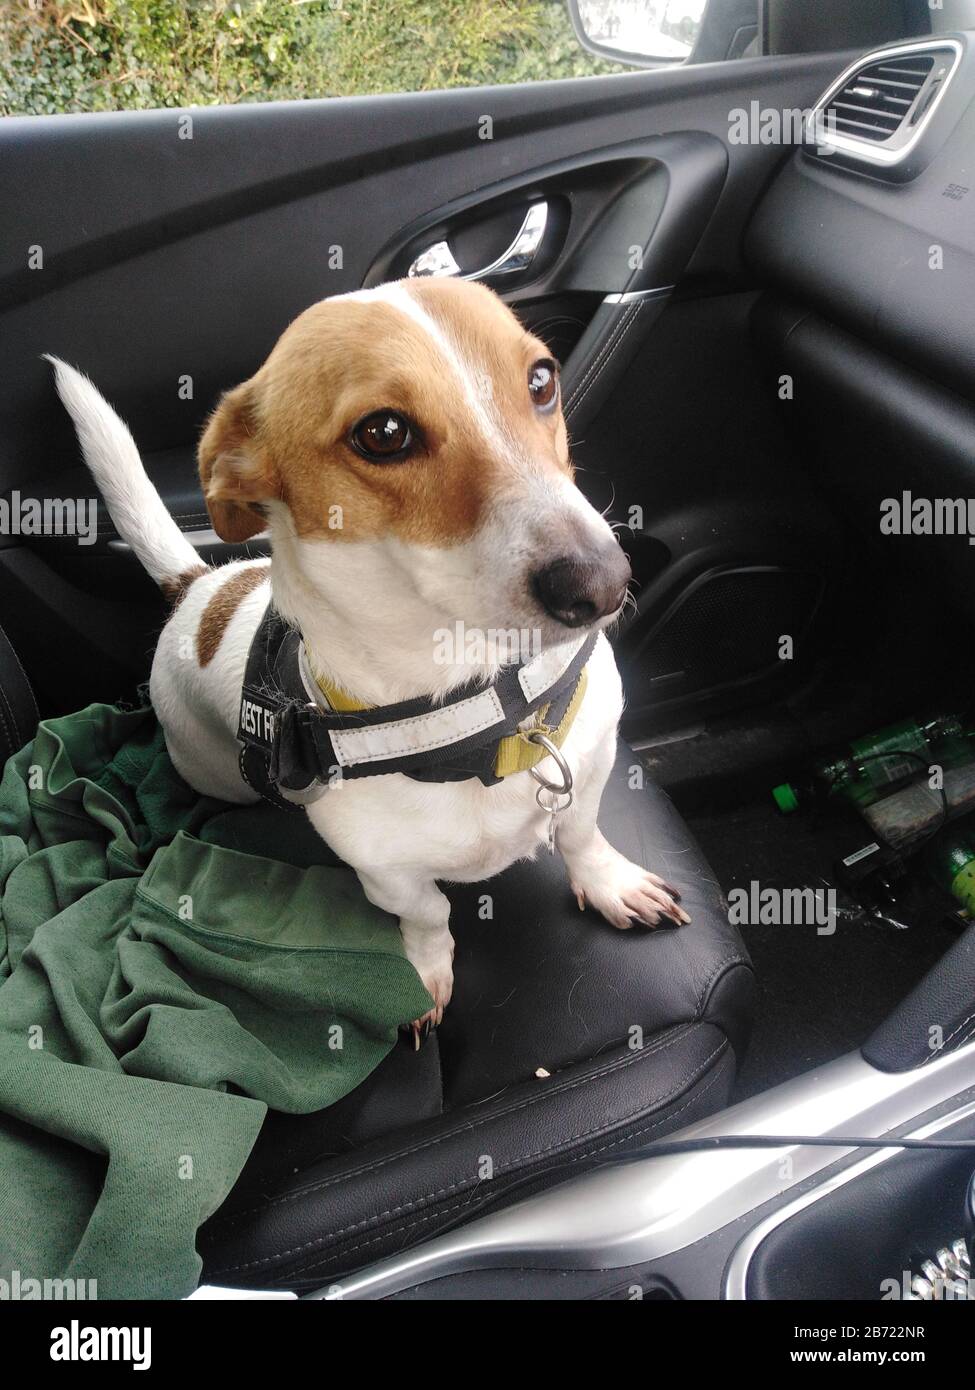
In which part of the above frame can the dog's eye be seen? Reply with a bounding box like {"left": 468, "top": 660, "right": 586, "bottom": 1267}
{"left": 528, "top": 358, "right": 558, "bottom": 412}
{"left": 350, "top": 411, "right": 415, "bottom": 461}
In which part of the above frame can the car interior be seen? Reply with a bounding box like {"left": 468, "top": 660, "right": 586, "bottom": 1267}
{"left": 1, "top": 0, "right": 974, "bottom": 1300}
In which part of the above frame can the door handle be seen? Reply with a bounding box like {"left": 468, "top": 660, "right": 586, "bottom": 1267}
{"left": 408, "top": 201, "right": 548, "bottom": 282}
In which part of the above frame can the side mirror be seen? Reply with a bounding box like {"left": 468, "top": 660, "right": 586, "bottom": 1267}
{"left": 567, "top": 0, "right": 710, "bottom": 68}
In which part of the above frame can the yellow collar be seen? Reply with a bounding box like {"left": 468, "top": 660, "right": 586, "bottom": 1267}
{"left": 314, "top": 672, "right": 369, "bottom": 713}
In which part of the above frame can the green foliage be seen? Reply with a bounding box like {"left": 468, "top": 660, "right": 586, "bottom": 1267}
{"left": 0, "top": 1, "right": 622, "bottom": 117}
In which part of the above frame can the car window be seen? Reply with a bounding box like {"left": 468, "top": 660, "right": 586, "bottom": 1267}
{"left": 0, "top": 0, "right": 628, "bottom": 117}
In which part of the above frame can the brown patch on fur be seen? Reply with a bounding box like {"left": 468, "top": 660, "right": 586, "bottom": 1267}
{"left": 196, "top": 279, "right": 570, "bottom": 548}
{"left": 197, "top": 564, "right": 270, "bottom": 667}
{"left": 199, "top": 381, "right": 275, "bottom": 543}
{"left": 161, "top": 564, "right": 208, "bottom": 609}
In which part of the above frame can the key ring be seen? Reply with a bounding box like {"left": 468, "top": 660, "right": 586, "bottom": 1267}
{"left": 535, "top": 784, "right": 573, "bottom": 815}
{"left": 526, "top": 730, "right": 573, "bottom": 796}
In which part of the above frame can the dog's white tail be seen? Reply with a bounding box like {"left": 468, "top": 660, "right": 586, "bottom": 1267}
{"left": 46, "top": 356, "right": 202, "bottom": 589}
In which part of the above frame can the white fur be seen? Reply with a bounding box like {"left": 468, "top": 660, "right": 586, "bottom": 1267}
{"left": 46, "top": 357, "right": 201, "bottom": 586}
{"left": 51, "top": 301, "right": 687, "bottom": 1029}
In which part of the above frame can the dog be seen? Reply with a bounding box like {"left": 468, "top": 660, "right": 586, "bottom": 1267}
{"left": 49, "top": 277, "right": 689, "bottom": 1040}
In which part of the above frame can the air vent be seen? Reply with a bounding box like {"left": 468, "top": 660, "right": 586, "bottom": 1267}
{"left": 808, "top": 39, "right": 963, "bottom": 173}
{"left": 824, "top": 54, "right": 936, "bottom": 142}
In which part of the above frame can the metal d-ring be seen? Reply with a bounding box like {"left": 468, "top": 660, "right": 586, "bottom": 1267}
{"left": 526, "top": 731, "right": 573, "bottom": 796}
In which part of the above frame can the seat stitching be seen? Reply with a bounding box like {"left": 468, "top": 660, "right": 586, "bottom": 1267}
{"left": 922, "top": 1004, "right": 975, "bottom": 1064}
{"left": 284, "top": 1055, "right": 729, "bottom": 1277}
{"left": 210, "top": 1039, "right": 727, "bottom": 1275}
{"left": 951, "top": 1018, "right": 975, "bottom": 1050}
{"left": 563, "top": 302, "right": 642, "bottom": 419}
{"left": 218, "top": 1040, "right": 726, "bottom": 1276}
{"left": 0, "top": 668, "right": 25, "bottom": 748}
{"left": 0, "top": 622, "right": 39, "bottom": 728}
{"left": 0, "top": 658, "right": 22, "bottom": 750}
{"left": 561, "top": 311, "right": 639, "bottom": 422}
{"left": 564, "top": 303, "right": 640, "bottom": 419}
{"left": 937, "top": 1005, "right": 975, "bottom": 1048}
{"left": 209, "top": 1022, "right": 693, "bottom": 1225}
{"left": 563, "top": 308, "right": 634, "bottom": 411}
{"left": 0, "top": 689, "right": 15, "bottom": 757}
{"left": 98, "top": 509, "right": 209, "bottom": 536}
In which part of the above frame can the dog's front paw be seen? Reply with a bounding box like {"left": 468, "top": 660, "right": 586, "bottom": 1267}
{"left": 401, "top": 945, "right": 454, "bottom": 1048}
{"left": 570, "top": 845, "right": 690, "bottom": 931}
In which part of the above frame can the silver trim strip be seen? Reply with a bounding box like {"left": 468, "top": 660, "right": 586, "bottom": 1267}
{"left": 603, "top": 286, "right": 674, "bottom": 304}
{"left": 308, "top": 1039, "right": 975, "bottom": 1300}
{"left": 724, "top": 1097, "right": 975, "bottom": 1299}
{"left": 108, "top": 527, "right": 269, "bottom": 552}
{"left": 806, "top": 38, "right": 963, "bottom": 169}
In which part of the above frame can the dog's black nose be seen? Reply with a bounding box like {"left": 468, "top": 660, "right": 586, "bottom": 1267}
{"left": 533, "top": 545, "right": 631, "bottom": 628}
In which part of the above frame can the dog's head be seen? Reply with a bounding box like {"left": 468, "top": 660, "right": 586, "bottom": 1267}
{"left": 199, "top": 279, "right": 629, "bottom": 663}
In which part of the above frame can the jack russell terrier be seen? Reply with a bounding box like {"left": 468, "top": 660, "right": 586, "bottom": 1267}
{"left": 49, "top": 278, "right": 689, "bottom": 1043}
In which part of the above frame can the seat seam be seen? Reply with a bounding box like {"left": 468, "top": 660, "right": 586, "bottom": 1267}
{"left": 696, "top": 954, "right": 752, "bottom": 1017}
{"left": 564, "top": 302, "right": 642, "bottom": 420}
{"left": 285, "top": 1054, "right": 730, "bottom": 1277}
{"left": 98, "top": 509, "right": 209, "bottom": 536}
{"left": 563, "top": 312, "right": 629, "bottom": 411}
{"left": 563, "top": 301, "right": 641, "bottom": 413}
{"left": 922, "top": 1004, "right": 975, "bottom": 1064}
{"left": 210, "top": 1039, "right": 728, "bottom": 1276}
{"left": 0, "top": 658, "right": 22, "bottom": 752}
{"left": 952, "top": 1019, "right": 975, "bottom": 1050}
{"left": 566, "top": 307, "right": 642, "bottom": 419}
{"left": 208, "top": 1021, "right": 695, "bottom": 1226}
{"left": 0, "top": 687, "right": 15, "bottom": 757}
{"left": 0, "top": 622, "right": 39, "bottom": 728}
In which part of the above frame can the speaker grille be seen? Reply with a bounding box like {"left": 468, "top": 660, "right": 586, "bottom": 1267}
{"left": 628, "top": 567, "right": 823, "bottom": 694}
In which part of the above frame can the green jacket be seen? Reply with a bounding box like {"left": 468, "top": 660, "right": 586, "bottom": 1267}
{"left": 0, "top": 703, "right": 430, "bottom": 1300}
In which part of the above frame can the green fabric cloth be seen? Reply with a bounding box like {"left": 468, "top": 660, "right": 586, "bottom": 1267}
{"left": 0, "top": 703, "right": 431, "bottom": 1300}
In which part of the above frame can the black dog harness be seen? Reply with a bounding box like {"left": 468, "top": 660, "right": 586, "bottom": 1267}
{"left": 236, "top": 605, "right": 597, "bottom": 811}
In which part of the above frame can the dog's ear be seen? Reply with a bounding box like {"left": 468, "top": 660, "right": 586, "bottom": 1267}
{"left": 198, "top": 381, "right": 276, "bottom": 543}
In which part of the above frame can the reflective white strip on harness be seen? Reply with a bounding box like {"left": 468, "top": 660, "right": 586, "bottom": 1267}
{"left": 329, "top": 688, "right": 507, "bottom": 769}
{"left": 517, "top": 635, "right": 589, "bottom": 703}
{"left": 294, "top": 634, "right": 590, "bottom": 772}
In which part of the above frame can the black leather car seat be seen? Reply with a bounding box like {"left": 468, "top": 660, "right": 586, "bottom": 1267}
{"left": 0, "top": 623, "right": 40, "bottom": 770}
{"left": 0, "top": 629, "right": 753, "bottom": 1292}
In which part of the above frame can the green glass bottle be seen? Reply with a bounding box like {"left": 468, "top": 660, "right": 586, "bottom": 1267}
{"left": 929, "top": 836, "right": 975, "bottom": 917}
{"left": 849, "top": 715, "right": 966, "bottom": 792}
{"left": 773, "top": 713, "right": 970, "bottom": 814}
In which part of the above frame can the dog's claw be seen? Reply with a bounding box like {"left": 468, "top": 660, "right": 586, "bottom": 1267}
{"left": 569, "top": 847, "right": 691, "bottom": 932}
{"left": 401, "top": 1017, "right": 436, "bottom": 1050}
{"left": 632, "top": 911, "right": 681, "bottom": 931}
